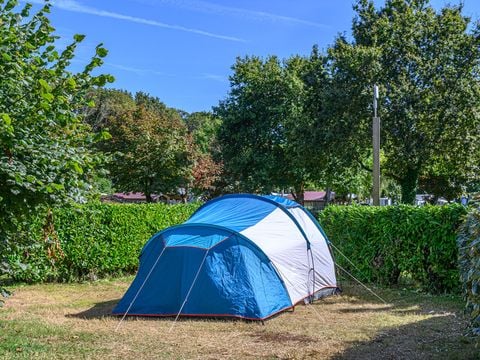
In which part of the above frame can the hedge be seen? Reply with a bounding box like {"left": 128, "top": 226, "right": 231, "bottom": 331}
{"left": 457, "top": 208, "right": 480, "bottom": 336}
{"left": 6, "top": 202, "right": 469, "bottom": 295}
{"left": 6, "top": 202, "right": 199, "bottom": 282}
{"left": 319, "top": 204, "right": 468, "bottom": 293}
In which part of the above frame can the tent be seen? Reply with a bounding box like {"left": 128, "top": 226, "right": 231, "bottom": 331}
{"left": 113, "top": 194, "right": 338, "bottom": 321}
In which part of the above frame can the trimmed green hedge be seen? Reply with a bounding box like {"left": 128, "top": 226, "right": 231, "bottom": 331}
{"left": 6, "top": 201, "right": 469, "bottom": 296}
{"left": 457, "top": 208, "right": 480, "bottom": 336}
{"left": 319, "top": 205, "right": 468, "bottom": 293}
{"left": 7, "top": 202, "right": 199, "bottom": 282}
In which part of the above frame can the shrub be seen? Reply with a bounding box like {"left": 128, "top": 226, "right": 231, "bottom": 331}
{"left": 319, "top": 205, "right": 467, "bottom": 293}
{"left": 457, "top": 208, "right": 480, "bottom": 336}
{"left": 6, "top": 202, "right": 199, "bottom": 282}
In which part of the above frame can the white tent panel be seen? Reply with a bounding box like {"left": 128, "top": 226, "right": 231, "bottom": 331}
{"left": 240, "top": 208, "right": 311, "bottom": 304}
{"left": 289, "top": 208, "right": 337, "bottom": 290}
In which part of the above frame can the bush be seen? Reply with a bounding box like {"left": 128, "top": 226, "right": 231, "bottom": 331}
{"left": 319, "top": 205, "right": 467, "bottom": 293}
{"left": 6, "top": 202, "right": 199, "bottom": 282}
{"left": 457, "top": 208, "right": 480, "bottom": 336}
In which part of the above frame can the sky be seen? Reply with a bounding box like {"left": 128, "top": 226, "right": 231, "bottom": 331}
{"left": 22, "top": 0, "right": 480, "bottom": 113}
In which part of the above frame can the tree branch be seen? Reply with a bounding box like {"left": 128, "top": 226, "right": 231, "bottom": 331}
{"left": 355, "top": 158, "right": 402, "bottom": 181}
{"left": 356, "top": 158, "right": 371, "bottom": 172}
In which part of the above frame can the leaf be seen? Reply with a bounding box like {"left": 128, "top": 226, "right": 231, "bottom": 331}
{"left": 1, "top": 113, "right": 11, "bottom": 126}
{"left": 95, "top": 46, "right": 108, "bottom": 58}
{"left": 71, "top": 162, "right": 84, "bottom": 174}
{"left": 38, "top": 78, "right": 51, "bottom": 92}
{"left": 73, "top": 33, "right": 86, "bottom": 42}
{"left": 25, "top": 175, "right": 36, "bottom": 183}
{"left": 95, "top": 130, "right": 111, "bottom": 141}
{"left": 66, "top": 77, "right": 76, "bottom": 89}
{"left": 4, "top": 0, "right": 16, "bottom": 11}
{"left": 52, "top": 183, "right": 65, "bottom": 191}
{"left": 41, "top": 92, "right": 54, "bottom": 102}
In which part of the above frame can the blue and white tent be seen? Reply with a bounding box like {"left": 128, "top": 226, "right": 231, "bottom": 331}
{"left": 113, "top": 194, "right": 338, "bottom": 320}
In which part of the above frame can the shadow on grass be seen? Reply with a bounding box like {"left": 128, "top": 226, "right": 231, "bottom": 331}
{"left": 332, "top": 313, "right": 478, "bottom": 360}
{"left": 66, "top": 299, "right": 119, "bottom": 319}
{"left": 335, "top": 305, "right": 394, "bottom": 314}
{"left": 66, "top": 299, "right": 269, "bottom": 323}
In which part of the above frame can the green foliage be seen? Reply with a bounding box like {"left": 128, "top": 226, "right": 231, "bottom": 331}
{"left": 6, "top": 203, "right": 199, "bottom": 282}
{"left": 319, "top": 204, "right": 467, "bottom": 293}
{"left": 84, "top": 89, "right": 193, "bottom": 201}
{"left": 327, "top": 0, "right": 480, "bottom": 203}
{"left": 216, "top": 55, "right": 321, "bottom": 202}
{"left": 184, "top": 112, "right": 222, "bottom": 155}
{"left": 82, "top": 88, "right": 135, "bottom": 132}
{"left": 216, "top": 0, "right": 480, "bottom": 204}
{"left": 0, "top": 0, "right": 112, "bottom": 303}
{"left": 457, "top": 208, "right": 480, "bottom": 336}
{"left": 183, "top": 112, "right": 223, "bottom": 199}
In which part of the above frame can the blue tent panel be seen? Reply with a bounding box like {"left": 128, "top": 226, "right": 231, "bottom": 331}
{"left": 262, "top": 195, "right": 300, "bottom": 208}
{"left": 187, "top": 196, "right": 277, "bottom": 232}
{"left": 113, "top": 231, "right": 292, "bottom": 320}
{"left": 162, "top": 225, "right": 233, "bottom": 249}
{"left": 183, "top": 236, "right": 292, "bottom": 319}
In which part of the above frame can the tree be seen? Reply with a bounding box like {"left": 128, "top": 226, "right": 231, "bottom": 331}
{"left": 82, "top": 88, "right": 135, "bottom": 132}
{"left": 216, "top": 55, "right": 316, "bottom": 204}
{"left": 301, "top": 46, "right": 365, "bottom": 200}
{"left": 93, "top": 93, "right": 193, "bottom": 201}
{"left": 84, "top": 91, "right": 223, "bottom": 201}
{"left": 328, "top": 0, "right": 480, "bottom": 203}
{"left": 0, "top": 0, "right": 112, "bottom": 300}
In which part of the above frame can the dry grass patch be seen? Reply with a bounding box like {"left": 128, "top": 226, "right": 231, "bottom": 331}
{"left": 0, "top": 278, "right": 477, "bottom": 359}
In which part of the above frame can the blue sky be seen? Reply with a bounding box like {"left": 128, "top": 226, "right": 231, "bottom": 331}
{"left": 24, "top": 0, "right": 480, "bottom": 113}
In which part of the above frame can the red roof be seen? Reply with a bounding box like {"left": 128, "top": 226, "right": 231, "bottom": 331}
{"left": 110, "top": 192, "right": 161, "bottom": 201}
{"left": 285, "top": 191, "right": 327, "bottom": 201}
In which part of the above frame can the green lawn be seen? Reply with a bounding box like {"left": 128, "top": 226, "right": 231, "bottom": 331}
{"left": 0, "top": 278, "right": 478, "bottom": 359}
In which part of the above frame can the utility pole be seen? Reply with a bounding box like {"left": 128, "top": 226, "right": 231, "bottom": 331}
{"left": 372, "top": 85, "right": 380, "bottom": 206}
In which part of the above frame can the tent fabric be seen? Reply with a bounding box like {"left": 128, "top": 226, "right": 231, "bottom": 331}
{"left": 113, "top": 194, "right": 338, "bottom": 320}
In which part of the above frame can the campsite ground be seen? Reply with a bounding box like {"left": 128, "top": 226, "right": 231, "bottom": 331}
{"left": 0, "top": 277, "right": 478, "bottom": 359}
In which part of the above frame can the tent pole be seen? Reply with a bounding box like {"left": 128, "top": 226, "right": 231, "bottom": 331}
{"left": 335, "top": 262, "right": 388, "bottom": 304}
{"left": 169, "top": 248, "right": 210, "bottom": 333}
{"left": 330, "top": 242, "right": 389, "bottom": 303}
{"left": 330, "top": 243, "right": 366, "bottom": 280}
{"left": 115, "top": 246, "right": 167, "bottom": 332}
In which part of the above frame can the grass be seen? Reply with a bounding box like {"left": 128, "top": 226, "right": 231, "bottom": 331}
{"left": 0, "top": 277, "right": 478, "bottom": 359}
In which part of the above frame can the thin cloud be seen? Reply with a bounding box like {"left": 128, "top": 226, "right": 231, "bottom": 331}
{"left": 105, "top": 63, "right": 228, "bottom": 82}
{"left": 150, "top": 0, "right": 329, "bottom": 29}
{"left": 105, "top": 62, "right": 176, "bottom": 77}
{"left": 27, "top": 0, "right": 245, "bottom": 42}
{"left": 106, "top": 64, "right": 225, "bottom": 82}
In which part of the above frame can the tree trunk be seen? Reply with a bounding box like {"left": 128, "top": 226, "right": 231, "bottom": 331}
{"left": 145, "top": 192, "right": 153, "bottom": 203}
{"left": 292, "top": 183, "right": 305, "bottom": 206}
{"left": 145, "top": 178, "right": 153, "bottom": 203}
{"left": 181, "top": 188, "right": 188, "bottom": 203}
{"left": 400, "top": 167, "right": 419, "bottom": 204}
{"left": 325, "top": 187, "right": 332, "bottom": 206}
